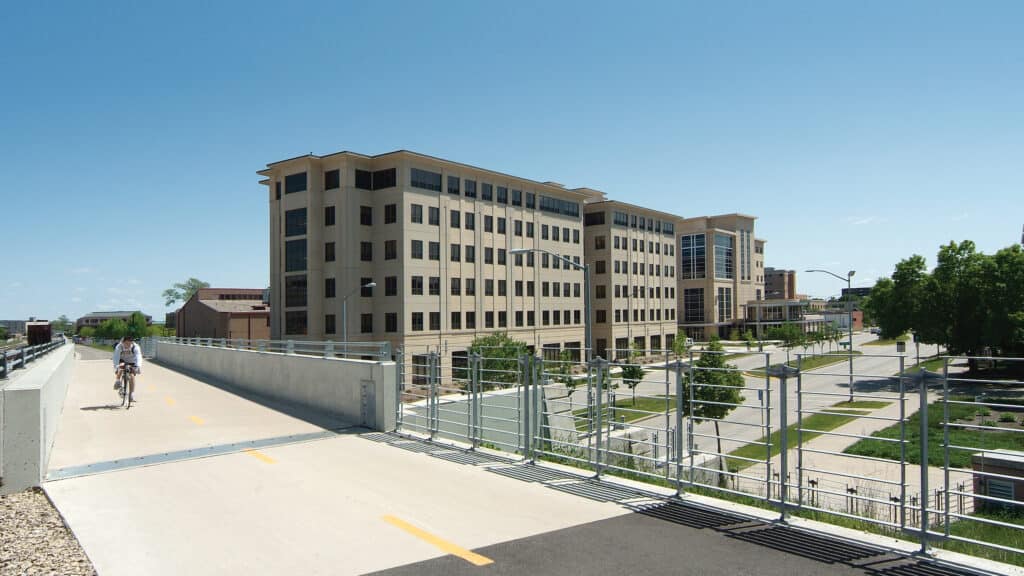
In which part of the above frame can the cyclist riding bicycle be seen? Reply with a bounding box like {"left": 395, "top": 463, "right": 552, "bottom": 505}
{"left": 113, "top": 334, "right": 143, "bottom": 403}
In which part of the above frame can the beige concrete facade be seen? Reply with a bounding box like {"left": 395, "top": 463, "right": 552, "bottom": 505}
{"left": 583, "top": 201, "right": 681, "bottom": 358}
{"left": 676, "top": 214, "right": 765, "bottom": 340}
{"left": 258, "top": 150, "right": 602, "bottom": 364}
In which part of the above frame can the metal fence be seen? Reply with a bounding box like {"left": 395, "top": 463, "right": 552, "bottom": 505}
{"left": 393, "top": 348, "right": 1024, "bottom": 563}
{"left": 0, "top": 338, "right": 67, "bottom": 379}
{"left": 156, "top": 337, "right": 392, "bottom": 362}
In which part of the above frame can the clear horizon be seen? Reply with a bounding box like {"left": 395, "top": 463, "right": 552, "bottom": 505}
{"left": 2, "top": 0, "right": 1022, "bottom": 321}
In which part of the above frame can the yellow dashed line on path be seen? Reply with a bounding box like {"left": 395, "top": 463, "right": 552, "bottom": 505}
{"left": 381, "top": 515, "right": 493, "bottom": 566}
{"left": 243, "top": 449, "right": 276, "bottom": 464}
{"left": 189, "top": 416, "right": 205, "bottom": 426}
{"left": 164, "top": 396, "right": 176, "bottom": 406}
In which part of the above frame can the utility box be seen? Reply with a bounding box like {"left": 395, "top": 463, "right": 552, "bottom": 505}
{"left": 896, "top": 341, "right": 906, "bottom": 353}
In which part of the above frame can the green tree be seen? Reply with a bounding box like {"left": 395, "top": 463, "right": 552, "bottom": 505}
{"left": 672, "top": 329, "right": 691, "bottom": 358}
{"left": 95, "top": 318, "right": 127, "bottom": 340}
{"left": 682, "top": 337, "right": 745, "bottom": 480}
{"left": 52, "top": 314, "right": 73, "bottom": 334}
{"left": 162, "top": 278, "right": 210, "bottom": 307}
{"left": 0, "top": 326, "right": 8, "bottom": 341}
{"left": 743, "top": 329, "right": 756, "bottom": 351}
{"left": 466, "top": 332, "right": 529, "bottom": 388}
{"left": 126, "top": 312, "right": 149, "bottom": 339}
{"left": 79, "top": 326, "right": 95, "bottom": 339}
{"left": 615, "top": 343, "right": 648, "bottom": 405}
{"left": 766, "top": 323, "right": 804, "bottom": 363}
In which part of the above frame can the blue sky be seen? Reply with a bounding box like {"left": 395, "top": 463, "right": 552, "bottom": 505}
{"left": 1, "top": 1, "right": 1022, "bottom": 322}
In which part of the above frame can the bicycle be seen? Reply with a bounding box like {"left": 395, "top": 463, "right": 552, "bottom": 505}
{"left": 117, "top": 362, "right": 137, "bottom": 409}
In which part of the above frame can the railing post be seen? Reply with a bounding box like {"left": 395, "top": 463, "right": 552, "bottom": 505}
{"left": 674, "top": 359, "right": 684, "bottom": 495}
{"left": 778, "top": 364, "right": 791, "bottom": 521}
{"left": 519, "top": 354, "right": 531, "bottom": 458}
{"left": 258, "top": 340, "right": 266, "bottom": 353}
{"left": 469, "top": 352, "right": 482, "bottom": 449}
{"left": 919, "top": 367, "right": 930, "bottom": 555}
{"left": 325, "top": 340, "right": 335, "bottom": 359}
{"left": 899, "top": 355, "right": 907, "bottom": 530}
{"left": 286, "top": 340, "right": 295, "bottom": 355}
{"left": 429, "top": 352, "right": 440, "bottom": 439}
{"left": 1, "top": 350, "right": 7, "bottom": 379}
{"left": 591, "top": 356, "right": 609, "bottom": 478}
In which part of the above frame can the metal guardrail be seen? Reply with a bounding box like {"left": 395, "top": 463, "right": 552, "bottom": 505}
{"left": 0, "top": 338, "right": 67, "bottom": 380}
{"left": 394, "top": 348, "right": 1024, "bottom": 564}
{"left": 156, "top": 337, "right": 392, "bottom": 362}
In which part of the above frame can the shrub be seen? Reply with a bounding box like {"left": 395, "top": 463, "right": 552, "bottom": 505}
{"left": 999, "top": 412, "right": 1016, "bottom": 422}
{"left": 981, "top": 420, "right": 998, "bottom": 428}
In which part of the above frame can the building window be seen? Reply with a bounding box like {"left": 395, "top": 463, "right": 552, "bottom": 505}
{"left": 448, "top": 175, "right": 460, "bottom": 195}
{"left": 451, "top": 311, "right": 461, "bottom": 329}
{"left": 485, "top": 279, "right": 494, "bottom": 295}
{"left": 496, "top": 186, "right": 508, "bottom": 204}
{"left": 481, "top": 182, "right": 493, "bottom": 201}
{"left": 466, "top": 278, "right": 476, "bottom": 295}
{"left": 284, "top": 172, "right": 307, "bottom": 194}
{"left": 411, "top": 204, "right": 423, "bottom": 224}
{"left": 498, "top": 280, "right": 507, "bottom": 296}
{"left": 324, "top": 206, "right": 335, "bottom": 227}
{"left": 526, "top": 192, "right": 535, "bottom": 209}
{"left": 385, "top": 313, "right": 398, "bottom": 333}
{"left": 485, "top": 247, "right": 493, "bottom": 264}
{"left": 464, "top": 180, "right": 477, "bottom": 198}
{"left": 515, "top": 280, "right": 523, "bottom": 297}
{"left": 324, "top": 169, "right": 340, "bottom": 190}
{"left": 465, "top": 212, "right": 475, "bottom": 230}
{"left": 285, "top": 208, "right": 307, "bottom": 237}
{"left": 596, "top": 309, "right": 607, "bottom": 323}
{"left": 285, "top": 239, "right": 306, "bottom": 272}
{"left": 585, "top": 211, "right": 606, "bottom": 226}
{"left": 466, "top": 311, "right": 476, "bottom": 329}
{"left": 356, "top": 169, "right": 372, "bottom": 190}
{"left": 325, "top": 277, "right": 336, "bottom": 298}
{"left": 411, "top": 276, "right": 423, "bottom": 295}
{"left": 360, "top": 206, "right": 372, "bottom": 226}
{"left": 684, "top": 288, "right": 704, "bottom": 323}
{"left": 595, "top": 260, "right": 606, "bottom": 274}
{"left": 411, "top": 240, "right": 423, "bottom": 259}
{"left": 514, "top": 220, "right": 523, "bottom": 236}
{"left": 511, "top": 189, "right": 522, "bottom": 206}
{"left": 450, "top": 244, "right": 461, "bottom": 262}
{"left": 526, "top": 222, "right": 534, "bottom": 238}
{"left": 325, "top": 314, "right": 336, "bottom": 334}
{"left": 717, "top": 287, "right": 733, "bottom": 323}
{"left": 681, "top": 234, "right": 707, "bottom": 280}
{"left": 515, "top": 311, "right": 524, "bottom": 327}
{"left": 359, "top": 242, "right": 370, "bottom": 262}
{"left": 429, "top": 241, "right": 440, "bottom": 261}
{"left": 429, "top": 312, "right": 440, "bottom": 331}
{"left": 465, "top": 245, "right": 475, "bottom": 263}
{"left": 541, "top": 225, "right": 549, "bottom": 240}
{"left": 385, "top": 204, "right": 397, "bottom": 224}
{"left": 372, "top": 168, "right": 396, "bottom": 190}
{"left": 498, "top": 249, "right": 506, "bottom": 265}
{"left": 714, "top": 233, "right": 734, "bottom": 280}
{"left": 429, "top": 276, "right": 440, "bottom": 296}
{"left": 361, "top": 278, "right": 374, "bottom": 297}
{"left": 385, "top": 240, "right": 397, "bottom": 260}
{"left": 497, "top": 218, "right": 506, "bottom": 234}
{"left": 485, "top": 311, "right": 494, "bottom": 328}
{"left": 429, "top": 206, "right": 440, "bottom": 226}
{"left": 498, "top": 311, "right": 507, "bottom": 327}
{"left": 285, "top": 311, "right": 307, "bottom": 335}
{"left": 361, "top": 314, "right": 373, "bottom": 334}
{"left": 385, "top": 276, "right": 397, "bottom": 296}
{"left": 573, "top": 229, "right": 579, "bottom": 244}
{"left": 450, "top": 210, "right": 460, "bottom": 228}
{"left": 484, "top": 215, "right": 493, "bottom": 232}
{"left": 451, "top": 278, "right": 461, "bottom": 295}
{"left": 324, "top": 242, "right": 336, "bottom": 262}
{"left": 285, "top": 275, "right": 307, "bottom": 307}
{"left": 411, "top": 168, "right": 442, "bottom": 192}
{"left": 275, "top": 181, "right": 281, "bottom": 199}
{"left": 411, "top": 312, "right": 423, "bottom": 331}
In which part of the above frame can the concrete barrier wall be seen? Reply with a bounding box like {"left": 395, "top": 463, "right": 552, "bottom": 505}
{"left": 1, "top": 343, "right": 74, "bottom": 494}
{"left": 154, "top": 342, "right": 396, "bottom": 431}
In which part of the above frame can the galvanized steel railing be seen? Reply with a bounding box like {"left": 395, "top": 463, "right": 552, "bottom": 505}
{"left": 392, "top": 346, "right": 1024, "bottom": 564}
{"left": 0, "top": 338, "right": 66, "bottom": 379}
{"left": 156, "top": 337, "right": 392, "bottom": 362}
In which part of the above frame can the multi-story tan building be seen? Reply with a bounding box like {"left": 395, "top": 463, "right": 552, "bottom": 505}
{"left": 258, "top": 150, "right": 603, "bottom": 367}
{"left": 175, "top": 288, "right": 270, "bottom": 340}
{"left": 583, "top": 201, "right": 680, "bottom": 359}
{"left": 676, "top": 214, "right": 765, "bottom": 340}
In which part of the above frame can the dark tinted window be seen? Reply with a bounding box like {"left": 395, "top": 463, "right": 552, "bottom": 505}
{"left": 526, "top": 192, "right": 535, "bottom": 209}
{"left": 385, "top": 276, "right": 397, "bottom": 296}
{"left": 496, "top": 186, "right": 508, "bottom": 204}
{"left": 385, "top": 204, "right": 397, "bottom": 224}
{"left": 285, "top": 172, "right": 307, "bottom": 194}
{"left": 355, "top": 169, "right": 372, "bottom": 190}
{"left": 361, "top": 277, "right": 373, "bottom": 297}
{"left": 285, "top": 208, "right": 306, "bottom": 237}
{"left": 360, "top": 241, "right": 372, "bottom": 261}
{"left": 285, "top": 275, "right": 307, "bottom": 307}
{"left": 385, "top": 313, "right": 398, "bottom": 333}
{"left": 325, "top": 242, "right": 336, "bottom": 262}
{"left": 285, "top": 311, "right": 307, "bottom": 335}
{"left": 324, "top": 206, "right": 335, "bottom": 226}
{"left": 325, "top": 277, "right": 336, "bottom": 298}
{"left": 325, "top": 314, "right": 336, "bottom": 334}
{"left": 324, "top": 169, "right": 340, "bottom": 190}
{"left": 411, "top": 204, "right": 423, "bottom": 223}
{"left": 448, "top": 175, "right": 460, "bottom": 195}
{"left": 360, "top": 206, "right": 372, "bottom": 226}
{"left": 464, "top": 180, "right": 476, "bottom": 198}
{"left": 411, "top": 168, "right": 442, "bottom": 191}
{"left": 372, "top": 168, "right": 396, "bottom": 190}
{"left": 481, "top": 183, "right": 493, "bottom": 201}
{"left": 285, "top": 240, "right": 306, "bottom": 272}
{"left": 511, "top": 189, "right": 522, "bottom": 206}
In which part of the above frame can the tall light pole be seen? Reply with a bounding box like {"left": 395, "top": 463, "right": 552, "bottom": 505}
{"left": 806, "top": 269, "right": 855, "bottom": 401}
{"left": 342, "top": 280, "right": 375, "bottom": 357}
{"left": 510, "top": 248, "right": 591, "bottom": 362}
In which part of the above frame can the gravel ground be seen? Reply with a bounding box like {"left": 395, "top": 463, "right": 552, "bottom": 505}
{"left": 0, "top": 488, "right": 96, "bottom": 575}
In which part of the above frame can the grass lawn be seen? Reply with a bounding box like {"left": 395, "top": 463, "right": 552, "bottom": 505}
{"left": 832, "top": 400, "right": 891, "bottom": 410}
{"left": 863, "top": 333, "right": 911, "bottom": 346}
{"left": 843, "top": 396, "right": 1024, "bottom": 467}
{"left": 898, "top": 356, "right": 946, "bottom": 374}
{"left": 942, "top": 510, "right": 1024, "bottom": 565}
{"left": 572, "top": 395, "right": 676, "bottom": 432}
{"left": 748, "top": 351, "right": 863, "bottom": 376}
{"left": 725, "top": 406, "right": 878, "bottom": 470}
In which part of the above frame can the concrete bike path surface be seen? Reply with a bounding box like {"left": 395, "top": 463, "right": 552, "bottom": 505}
{"left": 43, "top": 348, "right": 631, "bottom": 575}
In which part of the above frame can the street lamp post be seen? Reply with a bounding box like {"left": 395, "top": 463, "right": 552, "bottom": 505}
{"left": 510, "top": 248, "right": 592, "bottom": 362}
{"left": 342, "top": 280, "right": 376, "bottom": 358}
{"left": 806, "top": 269, "right": 856, "bottom": 401}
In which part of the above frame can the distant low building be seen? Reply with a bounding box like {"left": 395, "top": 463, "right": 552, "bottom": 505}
{"left": 75, "top": 311, "right": 152, "bottom": 332}
{"left": 841, "top": 287, "right": 872, "bottom": 298}
{"left": 175, "top": 288, "right": 270, "bottom": 340}
{"left": 743, "top": 299, "right": 827, "bottom": 337}
{"left": 0, "top": 319, "right": 27, "bottom": 335}
{"left": 822, "top": 310, "right": 863, "bottom": 332}
{"left": 765, "top": 268, "right": 797, "bottom": 300}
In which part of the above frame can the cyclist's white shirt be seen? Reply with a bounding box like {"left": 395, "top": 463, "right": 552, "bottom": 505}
{"left": 113, "top": 342, "right": 143, "bottom": 369}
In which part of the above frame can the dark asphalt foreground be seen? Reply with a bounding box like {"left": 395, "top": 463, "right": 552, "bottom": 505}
{"left": 369, "top": 501, "right": 985, "bottom": 576}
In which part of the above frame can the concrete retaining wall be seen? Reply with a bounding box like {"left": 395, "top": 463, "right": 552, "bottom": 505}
{"left": 1, "top": 343, "right": 74, "bottom": 494}
{"left": 154, "top": 342, "right": 396, "bottom": 431}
